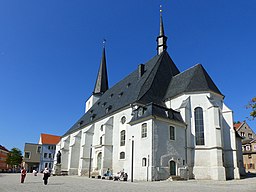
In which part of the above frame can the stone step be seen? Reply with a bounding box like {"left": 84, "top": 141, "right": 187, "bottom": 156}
{"left": 168, "top": 176, "right": 185, "bottom": 181}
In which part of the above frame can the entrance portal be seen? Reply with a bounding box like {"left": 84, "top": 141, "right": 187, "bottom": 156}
{"left": 169, "top": 161, "right": 176, "bottom": 176}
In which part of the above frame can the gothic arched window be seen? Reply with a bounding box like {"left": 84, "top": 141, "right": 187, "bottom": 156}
{"left": 194, "top": 107, "right": 205, "bottom": 145}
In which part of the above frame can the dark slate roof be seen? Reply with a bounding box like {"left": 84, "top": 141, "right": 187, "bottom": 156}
{"left": 164, "top": 64, "right": 223, "bottom": 100}
{"left": 93, "top": 47, "right": 109, "bottom": 94}
{"left": 63, "top": 51, "right": 180, "bottom": 136}
{"left": 129, "top": 103, "right": 185, "bottom": 125}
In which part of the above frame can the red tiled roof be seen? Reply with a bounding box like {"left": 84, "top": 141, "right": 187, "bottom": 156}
{"left": 0, "top": 145, "right": 9, "bottom": 152}
{"left": 40, "top": 133, "right": 61, "bottom": 145}
{"left": 233, "top": 122, "right": 242, "bottom": 130}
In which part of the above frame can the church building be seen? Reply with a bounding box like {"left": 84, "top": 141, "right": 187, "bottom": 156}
{"left": 55, "top": 10, "right": 243, "bottom": 181}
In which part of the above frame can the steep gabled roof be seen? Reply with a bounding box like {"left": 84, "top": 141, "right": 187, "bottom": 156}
{"left": 164, "top": 64, "right": 223, "bottom": 100}
{"left": 234, "top": 122, "right": 243, "bottom": 131}
{"left": 39, "top": 133, "right": 61, "bottom": 145}
{"left": 0, "top": 145, "right": 9, "bottom": 152}
{"left": 63, "top": 51, "right": 180, "bottom": 136}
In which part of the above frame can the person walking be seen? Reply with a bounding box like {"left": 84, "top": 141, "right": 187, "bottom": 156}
{"left": 43, "top": 168, "right": 50, "bottom": 185}
{"left": 20, "top": 167, "right": 27, "bottom": 183}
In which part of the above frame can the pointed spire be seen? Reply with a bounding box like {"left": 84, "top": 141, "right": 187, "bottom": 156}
{"left": 93, "top": 39, "right": 109, "bottom": 95}
{"left": 157, "top": 5, "right": 168, "bottom": 55}
{"left": 159, "top": 6, "right": 165, "bottom": 36}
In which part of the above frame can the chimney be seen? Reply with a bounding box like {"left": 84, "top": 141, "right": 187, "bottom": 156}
{"left": 138, "top": 64, "right": 145, "bottom": 78}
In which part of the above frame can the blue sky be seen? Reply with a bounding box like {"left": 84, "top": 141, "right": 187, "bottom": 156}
{"left": 0, "top": 0, "right": 255, "bottom": 152}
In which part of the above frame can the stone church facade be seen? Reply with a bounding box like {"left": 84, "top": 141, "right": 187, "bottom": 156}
{"left": 54, "top": 11, "right": 243, "bottom": 181}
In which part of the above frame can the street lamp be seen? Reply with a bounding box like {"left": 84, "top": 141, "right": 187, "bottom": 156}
{"left": 88, "top": 145, "right": 92, "bottom": 178}
{"left": 131, "top": 136, "right": 134, "bottom": 182}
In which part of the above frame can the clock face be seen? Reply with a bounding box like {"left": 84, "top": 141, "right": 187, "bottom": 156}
{"left": 138, "top": 107, "right": 144, "bottom": 117}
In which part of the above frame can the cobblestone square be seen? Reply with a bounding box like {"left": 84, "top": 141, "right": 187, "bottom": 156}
{"left": 0, "top": 173, "right": 256, "bottom": 192}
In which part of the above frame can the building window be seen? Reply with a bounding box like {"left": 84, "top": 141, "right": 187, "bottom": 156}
{"left": 240, "top": 132, "right": 245, "bottom": 137}
{"left": 24, "top": 152, "right": 31, "bottom": 159}
{"left": 120, "top": 130, "right": 126, "bottom": 146}
{"left": 121, "top": 116, "right": 126, "bottom": 124}
{"left": 120, "top": 152, "right": 125, "bottom": 159}
{"left": 49, "top": 153, "right": 52, "bottom": 159}
{"left": 37, "top": 146, "right": 41, "bottom": 153}
{"left": 169, "top": 126, "right": 175, "bottom": 140}
{"left": 44, "top": 153, "right": 47, "bottom": 158}
{"left": 100, "top": 125, "right": 104, "bottom": 131}
{"left": 45, "top": 163, "right": 48, "bottom": 168}
{"left": 246, "top": 145, "right": 251, "bottom": 151}
{"left": 195, "top": 107, "right": 205, "bottom": 145}
{"left": 142, "top": 157, "right": 147, "bottom": 166}
{"left": 100, "top": 136, "right": 103, "bottom": 145}
{"left": 249, "top": 163, "right": 255, "bottom": 169}
{"left": 248, "top": 154, "right": 252, "bottom": 159}
{"left": 248, "top": 133, "right": 253, "bottom": 139}
{"left": 48, "top": 146, "right": 51, "bottom": 150}
{"left": 49, "top": 163, "right": 52, "bottom": 169}
{"left": 141, "top": 123, "right": 147, "bottom": 138}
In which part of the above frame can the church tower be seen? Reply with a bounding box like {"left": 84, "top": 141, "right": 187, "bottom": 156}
{"left": 85, "top": 41, "right": 109, "bottom": 112}
{"left": 157, "top": 6, "right": 168, "bottom": 55}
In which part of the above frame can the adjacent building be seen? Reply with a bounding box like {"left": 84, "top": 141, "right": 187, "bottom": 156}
{"left": 23, "top": 133, "right": 61, "bottom": 172}
{"left": 38, "top": 133, "right": 61, "bottom": 172}
{"left": 234, "top": 121, "right": 256, "bottom": 173}
{"left": 54, "top": 11, "right": 243, "bottom": 181}
{"left": 0, "top": 145, "right": 9, "bottom": 172}
{"left": 23, "top": 143, "right": 41, "bottom": 172}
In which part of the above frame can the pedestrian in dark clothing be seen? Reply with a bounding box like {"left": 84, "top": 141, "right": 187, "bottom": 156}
{"left": 20, "top": 167, "right": 27, "bottom": 183}
{"left": 43, "top": 168, "right": 50, "bottom": 185}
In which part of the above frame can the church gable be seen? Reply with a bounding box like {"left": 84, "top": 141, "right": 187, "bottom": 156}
{"left": 164, "top": 64, "right": 223, "bottom": 100}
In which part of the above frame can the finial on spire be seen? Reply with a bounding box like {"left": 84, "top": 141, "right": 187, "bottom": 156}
{"left": 160, "top": 4, "right": 163, "bottom": 14}
{"left": 103, "top": 39, "right": 106, "bottom": 48}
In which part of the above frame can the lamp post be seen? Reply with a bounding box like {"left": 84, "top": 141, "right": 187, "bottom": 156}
{"left": 88, "top": 145, "right": 92, "bottom": 178}
{"left": 131, "top": 136, "right": 134, "bottom": 182}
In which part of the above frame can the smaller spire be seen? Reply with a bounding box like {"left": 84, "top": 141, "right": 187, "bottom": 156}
{"left": 93, "top": 39, "right": 109, "bottom": 95}
{"left": 157, "top": 4, "right": 168, "bottom": 55}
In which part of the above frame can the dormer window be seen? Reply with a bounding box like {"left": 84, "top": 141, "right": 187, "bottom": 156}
{"left": 109, "top": 93, "right": 114, "bottom": 98}
{"left": 102, "top": 102, "right": 107, "bottom": 107}
{"left": 118, "top": 92, "right": 123, "bottom": 97}
{"left": 126, "top": 83, "right": 131, "bottom": 88}
{"left": 90, "top": 110, "right": 94, "bottom": 114}
{"left": 105, "top": 105, "right": 112, "bottom": 113}
{"left": 79, "top": 121, "right": 84, "bottom": 126}
{"left": 138, "top": 107, "right": 144, "bottom": 117}
{"left": 90, "top": 114, "right": 96, "bottom": 121}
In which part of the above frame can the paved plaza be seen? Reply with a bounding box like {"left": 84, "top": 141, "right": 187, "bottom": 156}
{"left": 0, "top": 173, "right": 256, "bottom": 192}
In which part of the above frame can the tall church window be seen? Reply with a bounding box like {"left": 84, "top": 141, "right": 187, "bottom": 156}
{"left": 141, "top": 123, "right": 147, "bottom": 138}
{"left": 169, "top": 126, "right": 175, "bottom": 140}
{"left": 194, "top": 107, "right": 205, "bottom": 145}
{"left": 120, "top": 130, "right": 126, "bottom": 146}
{"left": 100, "top": 136, "right": 103, "bottom": 145}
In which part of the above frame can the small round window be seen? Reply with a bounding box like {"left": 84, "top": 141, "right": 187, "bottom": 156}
{"left": 121, "top": 116, "right": 126, "bottom": 124}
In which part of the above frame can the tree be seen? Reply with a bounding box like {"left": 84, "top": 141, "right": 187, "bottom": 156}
{"left": 247, "top": 97, "right": 256, "bottom": 120}
{"left": 6, "top": 148, "right": 23, "bottom": 168}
